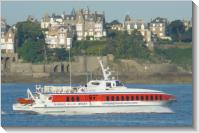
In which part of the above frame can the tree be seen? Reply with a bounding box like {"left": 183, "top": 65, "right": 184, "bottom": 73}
{"left": 16, "top": 21, "right": 44, "bottom": 47}
{"left": 18, "top": 39, "right": 46, "bottom": 63}
{"left": 16, "top": 20, "right": 47, "bottom": 63}
{"left": 167, "top": 20, "right": 185, "bottom": 42}
{"left": 181, "top": 28, "right": 192, "bottom": 42}
{"left": 54, "top": 48, "right": 69, "bottom": 61}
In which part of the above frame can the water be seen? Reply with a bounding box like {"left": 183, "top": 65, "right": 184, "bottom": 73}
{"left": 1, "top": 83, "right": 192, "bottom": 126}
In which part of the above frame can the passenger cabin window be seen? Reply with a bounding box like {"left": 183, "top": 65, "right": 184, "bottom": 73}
{"left": 111, "top": 96, "right": 114, "bottom": 101}
{"left": 136, "top": 96, "right": 139, "bottom": 101}
{"left": 126, "top": 96, "right": 129, "bottom": 101}
{"left": 106, "top": 96, "right": 109, "bottom": 101}
{"left": 146, "top": 96, "right": 148, "bottom": 101}
{"left": 76, "top": 96, "right": 80, "bottom": 102}
{"left": 106, "top": 82, "right": 112, "bottom": 88}
{"left": 71, "top": 97, "right": 74, "bottom": 102}
{"left": 116, "top": 96, "right": 119, "bottom": 101}
{"left": 131, "top": 96, "right": 134, "bottom": 101}
{"left": 141, "top": 96, "right": 144, "bottom": 101}
{"left": 155, "top": 95, "right": 158, "bottom": 100}
{"left": 116, "top": 81, "right": 123, "bottom": 86}
{"left": 151, "top": 96, "right": 153, "bottom": 101}
{"left": 66, "top": 97, "right": 70, "bottom": 102}
{"left": 121, "top": 96, "right": 124, "bottom": 101}
{"left": 160, "top": 95, "right": 162, "bottom": 100}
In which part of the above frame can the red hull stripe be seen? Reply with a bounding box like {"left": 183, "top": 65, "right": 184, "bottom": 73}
{"left": 51, "top": 93, "right": 175, "bottom": 102}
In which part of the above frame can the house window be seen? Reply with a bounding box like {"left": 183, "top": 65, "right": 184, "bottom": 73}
{"left": 106, "top": 96, "right": 109, "bottom": 101}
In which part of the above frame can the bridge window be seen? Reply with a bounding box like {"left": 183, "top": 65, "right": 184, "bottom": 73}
{"left": 106, "top": 82, "right": 112, "bottom": 88}
{"left": 126, "top": 96, "right": 129, "bottom": 101}
{"left": 111, "top": 96, "right": 114, "bottom": 101}
{"left": 121, "top": 96, "right": 124, "bottom": 101}
{"left": 131, "top": 96, "right": 134, "bottom": 101}
{"left": 116, "top": 96, "right": 119, "bottom": 101}
{"left": 91, "top": 82, "right": 100, "bottom": 85}
{"left": 106, "top": 96, "right": 109, "bottom": 101}
{"left": 116, "top": 81, "right": 123, "bottom": 86}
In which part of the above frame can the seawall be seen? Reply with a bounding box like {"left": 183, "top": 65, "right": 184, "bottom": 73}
{"left": 1, "top": 55, "right": 192, "bottom": 84}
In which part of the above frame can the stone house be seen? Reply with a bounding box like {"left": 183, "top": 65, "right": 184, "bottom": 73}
{"left": 123, "top": 15, "right": 151, "bottom": 44}
{"left": 1, "top": 28, "right": 15, "bottom": 53}
{"left": 149, "top": 17, "right": 168, "bottom": 38}
{"left": 41, "top": 8, "right": 106, "bottom": 42}
{"left": 45, "top": 26, "right": 73, "bottom": 49}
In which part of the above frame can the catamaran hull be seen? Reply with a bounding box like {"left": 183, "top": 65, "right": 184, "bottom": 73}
{"left": 13, "top": 104, "right": 173, "bottom": 115}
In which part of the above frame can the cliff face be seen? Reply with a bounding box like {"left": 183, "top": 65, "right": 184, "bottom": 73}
{"left": 1, "top": 55, "right": 192, "bottom": 84}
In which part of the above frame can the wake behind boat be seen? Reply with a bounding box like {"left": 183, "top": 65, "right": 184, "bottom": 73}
{"left": 13, "top": 57, "right": 176, "bottom": 114}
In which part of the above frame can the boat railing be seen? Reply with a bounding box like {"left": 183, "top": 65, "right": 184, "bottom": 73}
{"left": 35, "top": 85, "right": 86, "bottom": 93}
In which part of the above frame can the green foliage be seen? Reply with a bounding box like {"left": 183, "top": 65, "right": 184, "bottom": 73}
{"left": 16, "top": 21, "right": 44, "bottom": 47}
{"left": 181, "top": 28, "right": 192, "bottom": 42}
{"left": 155, "top": 38, "right": 173, "bottom": 45}
{"left": 104, "top": 30, "right": 150, "bottom": 59}
{"left": 72, "top": 30, "right": 151, "bottom": 60}
{"left": 47, "top": 48, "right": 69, "bottom": 62}
{"left": 72, "top": 40, "right": 106, "bottom": 55}
{"left": 18, "top": 39, "right": 45, "bottom": 63}
{"left": 155, "top": 47, "right": 192, "bottom": 67}
{"left": 167, "top": 20, "right": 192, "bottom": 42}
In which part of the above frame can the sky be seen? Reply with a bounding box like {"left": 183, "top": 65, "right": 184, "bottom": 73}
{"left": 1, "top": 1, "right": 192, "bottom": 25}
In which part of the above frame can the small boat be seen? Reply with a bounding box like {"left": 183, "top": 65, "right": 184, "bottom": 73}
{"left": 13, "top": 57, "right": 176, "bottom": 114}
{"left": 17, "top": 98, "right": 34, "bottom": 104}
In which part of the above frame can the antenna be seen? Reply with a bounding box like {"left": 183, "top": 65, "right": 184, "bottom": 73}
{"left": 97, "top": 57, "right": 111, "bottom": 80}
{"left": 69, "top": 48, "right": 72, "bottom": 88}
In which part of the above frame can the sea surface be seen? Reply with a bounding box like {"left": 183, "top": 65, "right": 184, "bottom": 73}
{"left": 1, "top": 83, "right": 192, "bottom": 127}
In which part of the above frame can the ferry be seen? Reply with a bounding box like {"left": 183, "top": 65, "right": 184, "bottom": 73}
{"left": 13, "top": 58, "right": 176, "bottom": 114}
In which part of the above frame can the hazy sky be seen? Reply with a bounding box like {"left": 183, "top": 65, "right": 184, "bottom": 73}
{"left": 2, "top": 1, "right": 192, "bottom": 25}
